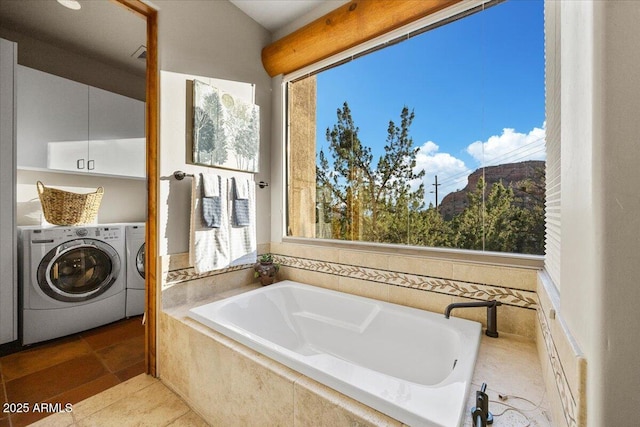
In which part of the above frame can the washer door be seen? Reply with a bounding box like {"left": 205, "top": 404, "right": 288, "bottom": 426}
{"left": 37, "top": 239, "right": 121, "bottom": 302}
{"left": 136, "top": 243, "right": 145, "bottom": 279}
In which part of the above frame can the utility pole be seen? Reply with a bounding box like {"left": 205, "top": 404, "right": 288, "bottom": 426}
{"left": 430, "top": 175, "right": 442, "bottom": 210}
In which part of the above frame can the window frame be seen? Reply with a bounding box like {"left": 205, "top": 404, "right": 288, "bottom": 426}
{"left": 280, "top": 0, "right": 545, "bottom": 269}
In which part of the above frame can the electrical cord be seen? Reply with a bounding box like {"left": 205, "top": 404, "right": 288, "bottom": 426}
{"left": 490, "top": 407, "right": 531, "bottom": 427}
{"left": 487, "top": 387, "right": 550, "bottom": 426}
{"left": 495, "top": 388, "right": 546, "bottom": 412}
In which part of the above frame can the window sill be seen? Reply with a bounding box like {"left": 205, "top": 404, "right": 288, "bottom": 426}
{"left": 281, "top": 236, "right": 545, "bottom": 270}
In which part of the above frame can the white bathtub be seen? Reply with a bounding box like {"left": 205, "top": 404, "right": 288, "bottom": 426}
{"left": 188, "top": 280, "right": 481, "bottom": 427}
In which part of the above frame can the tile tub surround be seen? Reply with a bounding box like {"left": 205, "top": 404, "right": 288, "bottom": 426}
{"left": 159, "top": 281, "right": 550, "bottom": 427}
{"left": 159, "top": 310, "right": 400, "bottom": 426}
{"left": 270, "top": 242, "right": 540, "bottom": 339}
{"left": 158, "top": 244, "right": 554, "bottom": 424}
{"left": 160, "top": 244, "right": 538, "bottom": 338}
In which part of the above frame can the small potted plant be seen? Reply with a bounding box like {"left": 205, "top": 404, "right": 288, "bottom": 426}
{"left": 254, "top": 253, "right": 280, "bottom": 286}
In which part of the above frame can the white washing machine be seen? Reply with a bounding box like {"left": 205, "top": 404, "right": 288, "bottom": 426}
{"left": 20, "top": 225, "right": 126, "bottom": 345}
{"left": 125, "top": 223, "right": 145, "bottom": 317}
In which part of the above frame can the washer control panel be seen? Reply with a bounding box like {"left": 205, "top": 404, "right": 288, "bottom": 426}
{"left": 94, "top": 227, "right": 121, "bottom": 240}
{"left": 31, "top": 226, "right": 122, "bottom": 243}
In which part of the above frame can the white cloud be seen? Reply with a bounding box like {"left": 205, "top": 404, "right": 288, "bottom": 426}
{"left": 410, "top": 125, "right": 546, "bottom": 208}
{"left": 466, "top": 125, "right": 546, "bottom": 167}
{"left": 412, "top": 141, "right": 470, "bottom": 208}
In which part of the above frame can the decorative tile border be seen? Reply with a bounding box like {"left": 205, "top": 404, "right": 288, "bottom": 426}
{"left": 161, "top": 252, "right": 537, "bottom": 309}
{"left": 274, "top": 254, "right": 538, "bottom": 309}
{"left": 537, "top": 299, "right": 577, "bottom": 427}
{"left": 164, "top": 263, "right": 253, "bottom": 289}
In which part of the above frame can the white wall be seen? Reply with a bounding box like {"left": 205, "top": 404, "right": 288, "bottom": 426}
{"left": 559, "top": 0, "right": 598, "bottom": 369}
{"left": 16, "top": 170, "right": 146, "bottom": 226}
{"left": 156, "top": 1, "right": 272, "bottom": 255}
{"left": 0, "top": 27, "right": 145, "bottom": 101}
{"left": 272, "top": 0, "right": 349, "bottom": 41}
{"left": 595, "top": 1, "right": 640, "bottom": 422}
{"left": 557, "top": 1, "right": 640, "bottom": 424}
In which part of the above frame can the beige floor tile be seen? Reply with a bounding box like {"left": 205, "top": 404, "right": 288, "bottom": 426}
{"left": 71, "top": 374, "right": 156, "bottom": 421}
{"left": 27, "top": 410, "right": 74, "bottom": 427}
{"left": 75, "top": 381, "right": 189, "bottom": 427}
{"left": 165, "top": 410, "right": 210, "bottom": 427}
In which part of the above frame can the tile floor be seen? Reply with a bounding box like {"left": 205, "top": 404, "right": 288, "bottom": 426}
{"left": 0, "top": 316, "right": 145, "bottom": 427}
{"left": 30, "top": 374, "right": 208, "bottom": 427}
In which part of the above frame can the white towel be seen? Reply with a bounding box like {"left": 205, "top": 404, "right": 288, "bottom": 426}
{"left": 202, "top": 173, "right": 219, "bottom": 197}
{"left": 228, "top": 177, "right": 256, "bottom": 266}
{"left": 190, "top": 174, "right": 230, "bottom": 274}
{"left": 235, "top": 177, "right": 248, "bottom": 199}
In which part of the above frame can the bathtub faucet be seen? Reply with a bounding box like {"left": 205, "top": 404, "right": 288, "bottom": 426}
{"left": 444, "top": 300, "right": 502, "bottom": 338}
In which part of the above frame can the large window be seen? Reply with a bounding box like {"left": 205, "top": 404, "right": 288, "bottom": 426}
{"left": 286, "top": 0, "right": 545, "bottom": 255}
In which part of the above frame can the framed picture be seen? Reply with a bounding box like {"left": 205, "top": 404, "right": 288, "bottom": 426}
{"left": 192, "top": 79, "right": 260, "bottom": 173}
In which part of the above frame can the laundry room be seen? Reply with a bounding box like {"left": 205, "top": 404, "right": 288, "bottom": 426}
{"left": 0, "top": 2, "right": 148, "bottom": 424}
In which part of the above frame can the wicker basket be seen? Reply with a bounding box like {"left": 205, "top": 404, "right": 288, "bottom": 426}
{"left": 37, "top": 181, "right": 104, "bottom": 226}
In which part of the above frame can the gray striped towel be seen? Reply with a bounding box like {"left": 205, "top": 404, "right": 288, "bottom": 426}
{"left": 232, "top": 178, "right": 250, "bottom": 227}
{"left": 201, "top": 174, "right": 221, "bottom": 228}
{"left": 202, "top": 196, "right": 222, "bottom": 228}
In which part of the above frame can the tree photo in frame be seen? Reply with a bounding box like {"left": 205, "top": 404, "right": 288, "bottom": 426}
{"left": 192, "top": 79, "right": 260, "bottom": 173}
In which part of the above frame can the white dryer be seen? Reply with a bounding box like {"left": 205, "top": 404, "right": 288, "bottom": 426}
{"left": 125, "top": 223, "right": 145, "bottom": 317}
{"left": 21, "top": 225, "right": 126, "bottom": 345}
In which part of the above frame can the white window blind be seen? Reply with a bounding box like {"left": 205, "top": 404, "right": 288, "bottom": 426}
{"left": 544, "top": 0, "right": 561, "bottom": 288}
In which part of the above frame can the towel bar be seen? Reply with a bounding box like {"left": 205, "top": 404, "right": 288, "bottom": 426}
{"left": 173, "top": 171, "right": 269, "bottom": 189}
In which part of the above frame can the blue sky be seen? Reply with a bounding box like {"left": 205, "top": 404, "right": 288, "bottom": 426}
{"left": 315, "top": 0, "right": 545, "bottom": 207}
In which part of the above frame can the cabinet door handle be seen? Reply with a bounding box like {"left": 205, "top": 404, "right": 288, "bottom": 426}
{"left": 88, "top": 160, "right": 95, "bottom": 170}
{"left": 77, "top": 159, "right": 85, "bottom": 169}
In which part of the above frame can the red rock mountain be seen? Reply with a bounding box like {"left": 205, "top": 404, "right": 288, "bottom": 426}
{"left": 438, "top": 160, "right": 545, "bottom": 220}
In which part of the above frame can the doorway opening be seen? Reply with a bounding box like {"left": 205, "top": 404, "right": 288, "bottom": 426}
{"left": 0, "top": 1, "right": 157, "bottom": 424}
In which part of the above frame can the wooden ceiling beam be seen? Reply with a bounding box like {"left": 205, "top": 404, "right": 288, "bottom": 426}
{"left": 262, "top": 0, "right": 462, "bottom": 77}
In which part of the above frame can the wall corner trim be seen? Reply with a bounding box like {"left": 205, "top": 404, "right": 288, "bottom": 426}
{"left": 537, "top": 270, "right": 587, "bottom": 427}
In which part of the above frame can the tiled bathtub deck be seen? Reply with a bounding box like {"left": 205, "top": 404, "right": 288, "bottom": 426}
{"left": 161, "top": 283, "right": 554, "bottom": 426}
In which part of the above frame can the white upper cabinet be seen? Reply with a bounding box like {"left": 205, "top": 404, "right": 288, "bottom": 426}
{"left": 89, "top": 86, "right": 144, "bottom": 140}
{"left": 16, "top": 65, "right": 145, "bottom": 178}
{"left": 17, "top": 65, "right": 88, "bottom": 172}
{"left": 88, "top": 86, "right": 145, "bottom": 177}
